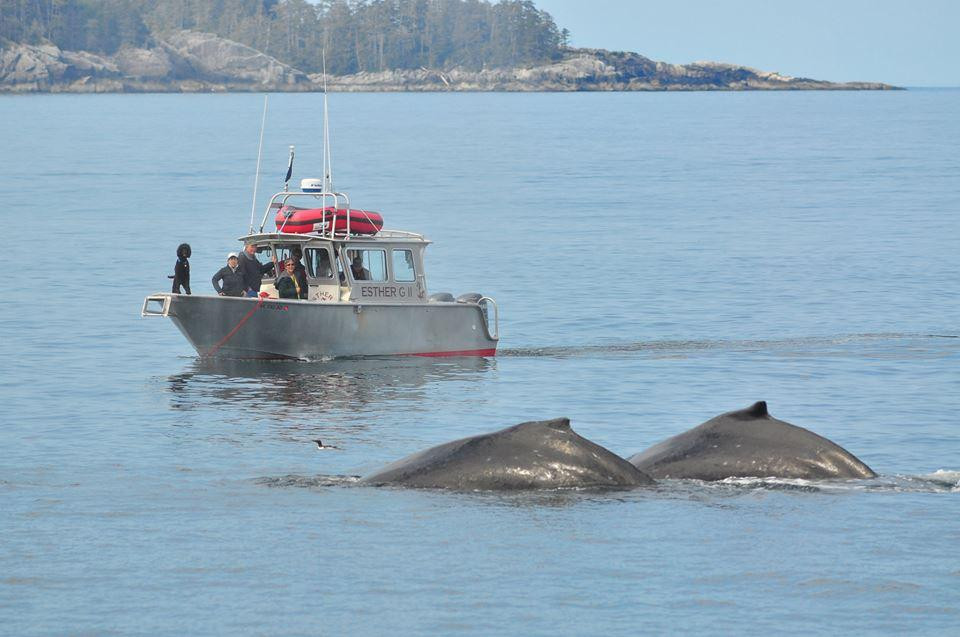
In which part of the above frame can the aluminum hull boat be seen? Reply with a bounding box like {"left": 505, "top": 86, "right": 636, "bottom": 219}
{"left": 146, "top": 292, "right": 497, "bottom": 359}
{"left": 143, "top": 133, "right": 500, "bottom": 359}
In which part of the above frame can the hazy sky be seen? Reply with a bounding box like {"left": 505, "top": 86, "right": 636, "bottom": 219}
{"left": 533, "top": 0, "right": 959, "bottom": 86}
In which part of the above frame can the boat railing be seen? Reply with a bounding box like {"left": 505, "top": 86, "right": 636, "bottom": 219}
{"left": 258, "top": 190, "right": 425, "bottom": 241}
{"left": 376, "top": 229, "right": 426, "bottom": 240}
{"left": 142, "top": 294, "right": 173, "bottom": 317}
{"left": 479, "top": 296, "right": 499, "bottom": 340}
{"left": 261, "top": 190, "right": 365, "bottom": 238}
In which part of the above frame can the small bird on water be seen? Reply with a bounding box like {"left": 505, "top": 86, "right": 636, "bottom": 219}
{"left": 312, "top": 439, "right": 340, "bottom": 450}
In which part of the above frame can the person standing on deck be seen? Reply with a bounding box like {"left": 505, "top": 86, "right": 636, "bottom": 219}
{"left": 239, "top": 243, "right": 275, "bottom": 297}
{"left": 212, "top": 253, "right": 245, "bottom": 297}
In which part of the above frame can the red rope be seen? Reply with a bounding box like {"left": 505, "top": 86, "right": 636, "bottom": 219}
{"left": 204, "top": 292, "right": 269, "bottom": 358}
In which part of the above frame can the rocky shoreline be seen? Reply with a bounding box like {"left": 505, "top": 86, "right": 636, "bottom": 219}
{"left": 1, "top": 31, "right": 899, "bottom": 94}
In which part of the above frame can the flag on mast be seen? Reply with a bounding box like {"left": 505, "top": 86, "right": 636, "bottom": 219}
{"left": 285, "top": 145, "right": 295, "bottom": 188}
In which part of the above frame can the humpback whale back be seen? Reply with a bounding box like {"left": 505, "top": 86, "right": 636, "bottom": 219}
{"left": 629, "top": 401, "right": 877, "bottom": 481}
{"left": 361, "top": 418, "right": 655, "bottom": 490}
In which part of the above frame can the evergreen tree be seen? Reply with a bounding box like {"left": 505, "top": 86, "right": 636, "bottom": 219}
{"left": 1, "top": 0, "right": 567, "bottom": 73}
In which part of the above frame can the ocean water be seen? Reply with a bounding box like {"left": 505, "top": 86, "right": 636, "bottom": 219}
{"left": 1, "top": 89, "right": 959, "bottom": 635}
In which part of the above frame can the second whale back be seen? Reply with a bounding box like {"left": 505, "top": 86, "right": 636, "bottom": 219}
{"left": 628, "top": 401, "right": 876, "bottom": 480}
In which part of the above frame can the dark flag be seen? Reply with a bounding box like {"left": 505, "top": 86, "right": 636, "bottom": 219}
{"left": 285, "top": 146, "right": 295, "bottom": 185}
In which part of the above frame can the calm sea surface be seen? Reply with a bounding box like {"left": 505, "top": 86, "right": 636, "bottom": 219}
{"left": 1, "top": 89, "right": 959, "bottom": 635}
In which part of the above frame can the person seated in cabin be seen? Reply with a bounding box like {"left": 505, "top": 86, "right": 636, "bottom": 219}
{"left": 275, "top": 258, "right": 308, "bottom": 300}
{"left": 169, "top": 242, "right": 191, "bottom": 294}
{"left": 290, "top": 246, "right": 308, "bottom": 279}
{"left": 334, "top": 247, "right": 346, "bottom": 283}
{"left": 239, "top": 243, "right": 276, "bottom": 297}
{"left": 317, "top": 253, "right": 333, "bottom": 278}
{"left": 311, "top": 248, "right": 334, "bottom": 279}
{"left": 350, "top": 255, "right": 371, "bottom": 281}
{"left": 212, "top": 253, "right": 245, "bottom": 297}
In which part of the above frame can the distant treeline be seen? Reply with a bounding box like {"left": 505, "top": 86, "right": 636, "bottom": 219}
{"left": 0, "top": 0, "right": 569, "bottom": 73}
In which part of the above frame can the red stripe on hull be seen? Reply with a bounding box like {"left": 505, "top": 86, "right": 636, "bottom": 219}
{"left": 408, "top": 348, "right": 497, "bottom": 358}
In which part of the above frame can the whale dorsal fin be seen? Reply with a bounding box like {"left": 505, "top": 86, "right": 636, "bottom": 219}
{"left": 745, "top": 401, "right": 768, "bottom": 417}
{"left": 727, "top": 401, "right": 769, "bottom": 421}
{"left": 509, "top": 418, "right": 572, "bottom": 436}
{"left": 544, "top": 418, "right": 571, "bottom": 431}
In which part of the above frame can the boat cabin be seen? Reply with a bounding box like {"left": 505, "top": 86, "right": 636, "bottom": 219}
{"left": 241, "top": 231, "right": 429, "bottom": 304}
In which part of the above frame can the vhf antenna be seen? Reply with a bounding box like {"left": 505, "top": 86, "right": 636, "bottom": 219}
{"left": 321, "top": 48, "right": 333, "bottom": 194}
{"left": 248, "top": 94, "right": 268, "bottom": 234}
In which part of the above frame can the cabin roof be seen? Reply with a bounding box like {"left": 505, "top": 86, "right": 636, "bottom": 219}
{"left": 239, "top": 230, "right": 430, "bottom": 245}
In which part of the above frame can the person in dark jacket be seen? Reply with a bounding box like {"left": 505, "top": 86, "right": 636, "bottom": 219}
{"left": 275, "top": 259, "right": 308, "bottom": 299}
{"left": 350, "top": 255, "right": 371, "bottom": 281}
{"left": 239, "top": 243, "right": 275, "bottom": 296}
{"left": 290, "top": 246, "right": 308, "bottom": 279}
{"left": 170, "top": 243, "right": 192, "bottom": 294}
{"left": 212, "top": 253, "right": 245, "bottom": 297}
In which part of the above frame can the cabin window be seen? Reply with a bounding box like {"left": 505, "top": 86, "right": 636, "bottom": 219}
{"left": 271, "top": 245, "right": 292, "bottom": 263}
{"left": 305, "top": 248, "right": 334, "bottom": 280}
{"left": 392, "top": 249, "right": 416, "bottom": 282}
{"left": 347, "top": 249, "right": 387, "bottom": 282}
{"left": 268, "top": 244, "right": 305, "bottom": 271}
{"left": 250, "top": 245, "right": 279, "bottom": 280}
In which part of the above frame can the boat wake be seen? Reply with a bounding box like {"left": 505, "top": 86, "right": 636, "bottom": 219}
{"left": 499, "top": 332, "right": 958, "bottom": 359}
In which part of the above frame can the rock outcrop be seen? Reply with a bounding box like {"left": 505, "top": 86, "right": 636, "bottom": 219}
{"left": 0, "top": 43, "right": 123, "bottom": 92}
{"left": 161, "top": 31, "right": 308, "bottom": 86}
{"left": 323, "top": 50, "right": 895, "bottom": 92}
{"left": 0, "top": 31, "right": 309, "bottom": 93}
{"left": 0, "top": 36, "right": 898, "bottom": 93}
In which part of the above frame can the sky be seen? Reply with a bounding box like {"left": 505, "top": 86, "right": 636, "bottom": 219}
{"left": 533, "top": 0, "right": 959, "bottom": 86}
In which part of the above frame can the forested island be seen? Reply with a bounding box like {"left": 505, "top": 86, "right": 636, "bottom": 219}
{"left": 0, "top": 0, "right": 897, "bottom": 92}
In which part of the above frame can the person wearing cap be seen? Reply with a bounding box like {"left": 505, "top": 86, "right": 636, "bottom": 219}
{"left": 212, "top": 253, "right": 245, "bottom": 297}
{"left": 238, "top": 243, "right": 276, "bottom": 297}
{"left": 275, "top": 258, "right": 308, "bottom": 299}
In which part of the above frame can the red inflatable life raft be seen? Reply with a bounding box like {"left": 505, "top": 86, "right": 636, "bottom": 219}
{"left": 275, "top": 205, "right": 384, "bottom": 235}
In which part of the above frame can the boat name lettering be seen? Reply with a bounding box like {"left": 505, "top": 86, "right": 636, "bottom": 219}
{"left": 360, "top": 286, "right": 412, "bottom": 298}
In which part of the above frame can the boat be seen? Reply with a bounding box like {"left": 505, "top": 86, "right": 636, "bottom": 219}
{"left": 142, "top": 98, "right": 499, "bottom": 359}
{"left": 142, "top": 184, "right": 499, "bottom": 359}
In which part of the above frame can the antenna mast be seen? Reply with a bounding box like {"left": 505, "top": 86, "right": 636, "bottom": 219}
{"left": 249, "top": 94, "right": 268, "bottom": 234}
{"left": 322, "top": 49, "right": 334, "bottom": 194}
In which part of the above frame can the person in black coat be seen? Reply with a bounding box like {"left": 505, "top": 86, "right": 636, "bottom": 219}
{"left": 212, "top": 253, "right": 245, "bottom": 297}
{"left": 170, "top": 243, "right": 191, "bottom": 294}
{"left": 290, "top": 246, "right": 308, "bottom": 280}
{"left": 239, "top": 244, "right": 276, "bottom": 296}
